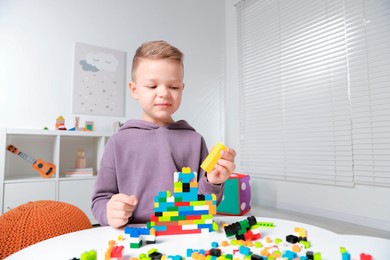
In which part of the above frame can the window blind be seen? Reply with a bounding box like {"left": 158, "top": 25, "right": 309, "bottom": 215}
{"left": 346, "top": 0, "right": 390, "bottom": 186}
{"left": 237, "top": 0, "right": 390, "bottom": 187}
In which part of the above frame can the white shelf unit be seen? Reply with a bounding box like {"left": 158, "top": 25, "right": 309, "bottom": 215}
{"left": 0, "top": 128, "right": 111, "bottom": 224}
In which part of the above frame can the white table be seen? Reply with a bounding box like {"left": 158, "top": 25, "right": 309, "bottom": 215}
{"left": 6, "top": 216, "right": 390, "bottom": 259}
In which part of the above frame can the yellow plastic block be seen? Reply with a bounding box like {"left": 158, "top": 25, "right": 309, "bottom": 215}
{"left": 182, "top": 167, "right": 191, "bottom": 173}
{"left": 200, "top": 143, "right": 227, "bottom": 173}
{"left": 294, "top": 227, "right": 307, "bottom": 237}
{"left": 174, "top": 182, "right": 182, "bottom": 192}
{"left": 158, "top": 216, "right": 171, "bottom": 222}
{"left": 162, "top": 211, "right": 178, "bottom": 217}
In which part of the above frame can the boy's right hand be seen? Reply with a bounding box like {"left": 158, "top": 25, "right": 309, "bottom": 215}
{"left": 107, "top": 193, "right": 138, "bottom": 228}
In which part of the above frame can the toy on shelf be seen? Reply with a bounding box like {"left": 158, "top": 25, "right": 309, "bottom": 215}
{"left": 6, "top": 144, "right": 56, "bottom": 178}
{"left": 75, "top": 149, "right": 86, "bottom": 169}
{"left": 112, "top": 121, "right": 123, "bottom": 132}
{"left": 147, "top": 167, "right": 217, "bottom": 236}
{"left": 68, "top": 117, "right": 94, "bottom": 131}
{"left": 84, "top": 121, "right": 94, "bottom": 131}
{"left": 65, "top": 149, "right": 94, "bottom": 177}
{"left": 69, "top": 116, "right": 84, "bottom": 131}
{"left": 200, "top": 143, "right": 227, "bottom": 173}
{"left": 55, "top": 115, "right": 67, "bottom": 130}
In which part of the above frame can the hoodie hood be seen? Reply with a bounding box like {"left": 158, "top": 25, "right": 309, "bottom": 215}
{"left": 119, "top": 119, "right": 196, "bottom": 132}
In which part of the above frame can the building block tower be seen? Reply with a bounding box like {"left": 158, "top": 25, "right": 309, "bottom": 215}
{"left": 147, "top": 167, "right": 217, "bottom": 236}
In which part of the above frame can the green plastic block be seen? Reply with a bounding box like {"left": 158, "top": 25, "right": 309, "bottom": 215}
{"left": 340, "top": 247, "right": 347, "bottom": 254}
{"left": 212, "top": 221, "right": 219, "bottom": 231}
{"left": 130, "top": 240, "right": 143, "bottom": 249}
{"left": 314, "top": 252, "right": 322, "bottom": 260}
{"left": 300, "top": 240, "right": 311, "bottom": 248}
{"left": 80, "top": 250, "right": 97, "bottom": 260}
{"left": 254, "top": 241, "right": 262, "bottom": 248}
{"left": 148, "top": 248, "right": 158, "bottom": 255}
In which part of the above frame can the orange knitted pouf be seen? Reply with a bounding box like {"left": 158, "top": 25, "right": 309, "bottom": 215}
{"left": 0, "top": 200, "right": 92, "bottom": 259}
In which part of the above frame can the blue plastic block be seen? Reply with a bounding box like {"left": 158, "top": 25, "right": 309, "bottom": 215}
{"left": 342, "top": 252, "right": 351, "bottom": 260}
{"left": 239, "top": 246, "right": 251, "bottom": 256}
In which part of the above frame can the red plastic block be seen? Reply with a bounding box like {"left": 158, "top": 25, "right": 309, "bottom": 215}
{"left": 110, "top": 245, "right": 124, "bottom": 258}
{"left": 360, "top": 253, "right": 373, "bottom": 260}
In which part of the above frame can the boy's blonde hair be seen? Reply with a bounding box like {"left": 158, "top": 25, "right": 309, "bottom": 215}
{"left": 131, "top": 40, "right": 184, "bottom": 80}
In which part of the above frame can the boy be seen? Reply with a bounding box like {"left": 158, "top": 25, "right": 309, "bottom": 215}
{"left": 91, "top": 40, "right": 236, "bottom": 228}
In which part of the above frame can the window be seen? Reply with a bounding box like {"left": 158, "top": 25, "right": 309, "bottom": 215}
{"left": 237, "top": 0, "right": 390, "bottom": 187}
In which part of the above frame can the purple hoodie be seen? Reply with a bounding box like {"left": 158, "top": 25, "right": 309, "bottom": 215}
{"left": 91, "top": 119, "right": 224, "bottom": 225}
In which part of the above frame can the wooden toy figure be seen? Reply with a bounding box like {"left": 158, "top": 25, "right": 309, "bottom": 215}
{"left": 75, "top": 149, "right": 86, "bottom": 169}
{"left": 56, "top": 116, "right": 66, "bottom": 130}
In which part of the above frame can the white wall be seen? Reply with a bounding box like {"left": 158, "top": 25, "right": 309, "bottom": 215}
{"left": 0, "top": 0, "right": 225, "bottom": 147}
{"left": 225, "top": 0, "right": 390, "bottom": 232}
{"left": 2, "top": 0, "right": 389, "bottom": 232}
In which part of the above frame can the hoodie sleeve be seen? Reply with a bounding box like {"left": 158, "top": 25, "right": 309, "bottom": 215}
{"left": 91, "top": 138, "right": 119, "bottom": 226}
{"left": 197, "top": 137, "right": 225, "bottom": 205}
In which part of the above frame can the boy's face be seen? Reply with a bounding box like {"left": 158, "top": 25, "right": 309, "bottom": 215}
{"left": 129, "top": 58, "right": 184, "bottom": 125}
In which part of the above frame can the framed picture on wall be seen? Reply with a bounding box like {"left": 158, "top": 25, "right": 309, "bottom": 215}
{"left": 72, "top": 42, "right": 126, "bottom": 117}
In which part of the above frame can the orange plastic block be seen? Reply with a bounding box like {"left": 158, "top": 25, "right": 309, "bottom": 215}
{"left": 105, "top": 240, "right": 115, "bottom": 260}
{"left": 260, "top": 248, "right": 270, "bottom": 257}
{"left": 292, "top": 244, "right": 301, "bottom": 253}
{"left": 192, "top": 252, "right": 206, "bottom": 260}
{"left": 200, "top": 143, "right": 227, "bottom": 173}
{"left": 221, "top": 240, "right": 230, "bottom": 247}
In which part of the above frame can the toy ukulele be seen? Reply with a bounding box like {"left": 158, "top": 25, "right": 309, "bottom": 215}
{"left": 6, "top": 144, "right": 56, "bottom": 178}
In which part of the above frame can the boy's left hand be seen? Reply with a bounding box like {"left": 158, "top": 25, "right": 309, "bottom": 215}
{"left": 207, "top": 147, "right": 236, "bottom": 185}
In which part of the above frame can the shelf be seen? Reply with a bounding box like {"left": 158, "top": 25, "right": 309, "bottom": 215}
{"left": 1, "top": 128, "right": 111, "bottom": 224}
{"left": 4, "top": 176, "right": 55, "bottom": 183}
{"left": 6, "top": 128, "right": 111, "bottom": 137}
{"left": 59, "top": 176, "right": 96, "bottom": 181}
